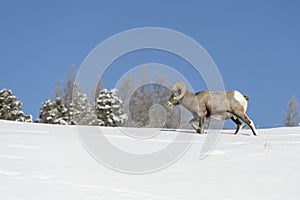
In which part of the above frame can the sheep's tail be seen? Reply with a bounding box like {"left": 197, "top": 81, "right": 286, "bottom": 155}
{"left": 243, "top": 95, "right": 249, "bottom": 101}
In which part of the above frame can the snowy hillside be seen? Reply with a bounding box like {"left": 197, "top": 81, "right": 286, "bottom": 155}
{"left": 1, "top": 120, "right": 300, "bottom": 200}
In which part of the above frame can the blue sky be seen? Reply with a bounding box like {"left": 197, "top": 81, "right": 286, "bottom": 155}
{"left": 0, "top": 0, "right": 299, "bottom": 128}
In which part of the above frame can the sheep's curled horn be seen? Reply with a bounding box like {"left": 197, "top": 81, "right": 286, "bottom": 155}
{"left": 172, "top": 81, "right": 187, "bottom": 100}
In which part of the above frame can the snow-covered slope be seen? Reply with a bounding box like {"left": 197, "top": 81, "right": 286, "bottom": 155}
{"left": 1, "top": 120, "right": 300, "bottom": 200}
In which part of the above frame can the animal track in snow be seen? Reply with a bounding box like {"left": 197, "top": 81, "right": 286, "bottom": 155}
{"left": 0, "top": 154, "right": 24, "bottom": 159}
{"left": 0, "top": 169, "right": 23, "bottom": 176}
{"left": 7, "top": 143, "right": 41, "bottom": 149}
{"left": 209, "top": 150, "right": 227, "bottom": 155}
{"left": 31, "top": 174, "right": 54, "bottom": 180}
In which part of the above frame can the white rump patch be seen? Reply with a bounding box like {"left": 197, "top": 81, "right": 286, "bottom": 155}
{"left": 233, "top": 91, "right": 248, "bottom": 110}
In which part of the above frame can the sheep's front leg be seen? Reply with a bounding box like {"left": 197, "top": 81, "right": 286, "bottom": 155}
{"left": 189, "top": 118, "right": 199, "bottom": 132}
{"left": 198, "top": 117, "right": 205, "bottom": 134}
{"left": 189, "top": 117, "right": 205, "bottom": 134}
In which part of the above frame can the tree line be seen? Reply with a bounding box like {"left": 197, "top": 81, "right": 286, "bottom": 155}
{"left": 0, "top": 65, "right": 189, "bottom": 128}
{"left": 0, "top": 65, "right": 127, "bottom": 126}
{"left": 0, "top": 65, "right": 299, "bottom": 127}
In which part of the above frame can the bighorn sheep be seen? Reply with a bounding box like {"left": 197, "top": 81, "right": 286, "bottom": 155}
{"left": 167, "top": 81, "right": 258, "bottom": 136}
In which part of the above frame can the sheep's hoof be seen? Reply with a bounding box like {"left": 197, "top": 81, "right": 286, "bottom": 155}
{"left": 196, "top": 129, "right": 204, "bottom": 134}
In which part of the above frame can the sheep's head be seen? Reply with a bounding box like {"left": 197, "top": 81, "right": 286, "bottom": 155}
{"left": 167, "top": 92, "right": 181, "bottom": 107}
{"left": 167, "top": 81, "right": 187, "bottom": 108}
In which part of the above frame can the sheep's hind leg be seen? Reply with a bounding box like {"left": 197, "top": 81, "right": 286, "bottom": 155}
{"left": 233, "top": 111, "right": 258, "bottom": 136}
{"left": 231, "top": 116, "right": 242, "bottom": 135}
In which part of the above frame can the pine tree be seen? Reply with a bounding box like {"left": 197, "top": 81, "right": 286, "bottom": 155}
{"left": 283, "top": 96, "right": 300, "bottom": 127}
{"left": 0, "top": 89, "right": 32, "bottom": 122}
{"left": 66, "top": 102, "right": 77, "bottom": 125}
{"left": 95, "top": 89, "right": 127, "bottom": 127}
{"left": 72, "top": 85, "right": 99, "bottom": 126}
{"left": 39, "top": 86, "right": 100, "bottom": 126}
{"left": 47, "top": 65, "right": 100, "bottom": 125}
{"left": 39, "top": 97, "right": 68, "bottom": 125}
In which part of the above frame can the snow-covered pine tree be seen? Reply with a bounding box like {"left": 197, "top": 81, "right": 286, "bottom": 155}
{"left": 0, "top": 89, "right": 32, "bottom": 122}
{"left": 39, "top": 97, "right": 69, "bottom": 125}
{"left": 71, "top": 86, "right": 99, "bottom": 126}
{"left": 42, "top": 79, "right": 100, "bottom": 125}
{"left": 95, "top": 88, "right": 127, "bottom": 127}
{"left": 65, "top": 102, "right": 76, "bottom": 125}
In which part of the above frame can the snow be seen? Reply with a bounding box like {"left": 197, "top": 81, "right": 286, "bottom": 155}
{"left": 0, "top": 120, "right": 300, "bottom": 200}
